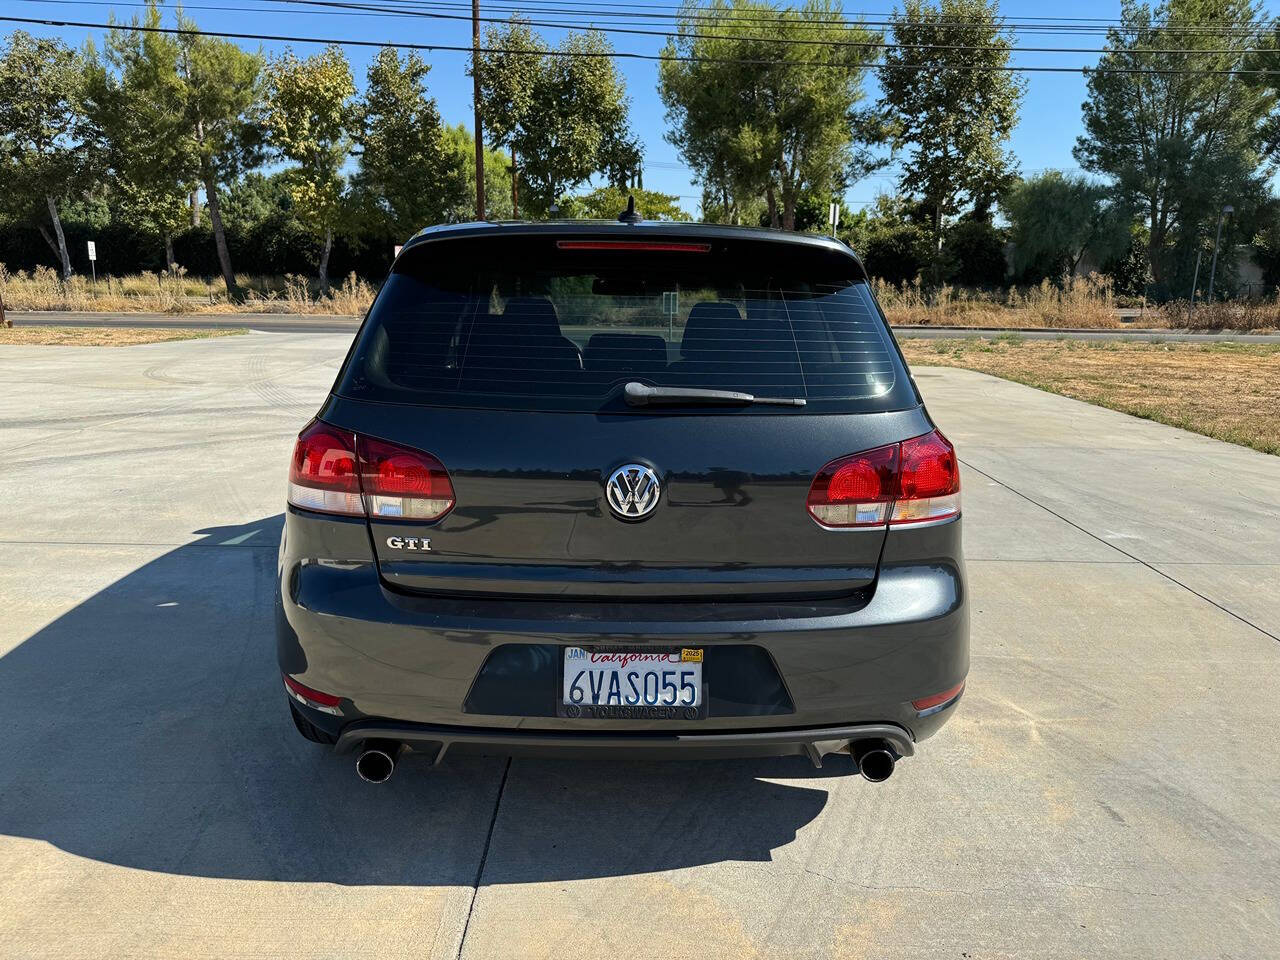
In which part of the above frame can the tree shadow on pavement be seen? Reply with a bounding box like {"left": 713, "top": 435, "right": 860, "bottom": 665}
{"left": 0, "top": 517, "right": 847, "bottom": 885}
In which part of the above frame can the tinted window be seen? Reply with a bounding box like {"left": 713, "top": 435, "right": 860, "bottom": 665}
{"left": 336, "top": 235, "right": 913, "bottom": 413}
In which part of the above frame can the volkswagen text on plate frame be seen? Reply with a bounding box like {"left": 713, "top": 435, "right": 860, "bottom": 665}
{"left": 276, "top": 218, "right": 968, "bottom": 783}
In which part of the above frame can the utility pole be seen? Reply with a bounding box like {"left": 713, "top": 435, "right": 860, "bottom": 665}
{"left": 1208, "top": 204, "right": 1234, "bottom": 304}
{"left": 1190, "top": 249, "right": 1203, "bottom": 311}
{"left": 471, "top": 0, "right": 486, "bottom": 221}
{"left": 511, "top": 147, "right": 519, "bottom": 219}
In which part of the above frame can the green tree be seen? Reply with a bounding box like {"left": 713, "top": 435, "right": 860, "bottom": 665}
{"left": 1074, "top": 0, "right": 1276, "bottom": 289}
{"left": 597, "top": 126, "right": 644, "bottom": 190}
{"left": 441, "top": 124, "right": 513, "bottom": 221}
{"left": 176, "top": 16, "right": 266, "bottom": 295}
{"left": 265, "top": 45, "right": 356, "bottom": 293}
{"left": 661, "top": 0, "right": 881, "bottom": 230}
{"left": 219, "top": 171, "right": 292, "bottom": 231}
{"left": 0, "top": 32, "right": 92, "bottom": 279}
{"left": 879, "top": 0, "right": 1024, "bottom": 265}
{"left": 353, "top": 48, "right": 466, "bottom": 237}
{"left": 84, "top": 2, "right": 197, "bottom": 270}
{"left": 843, "top": 195, "right": 931, "bottom": 285}
{"left": 1002, "top": 171, "right": 1132, "bottom": 280}
{"left": 475, "top": 20, "right": 632, "bottom": 216}
{"left": 947, "top": 218, "right": 1007, "bottom": 286}
{"left": 561, "top": 186, "right": 691, "bottom": 221}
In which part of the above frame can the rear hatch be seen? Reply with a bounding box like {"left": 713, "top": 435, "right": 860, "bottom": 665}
{"left": 324, "top": 228, "right": 925, "bottom": 602}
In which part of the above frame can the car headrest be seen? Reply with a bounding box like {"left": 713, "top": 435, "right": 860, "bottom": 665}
{"left": 500, "top": 296, "right": 562, "bottom": 336}
{"left": 680, "top": 301, "right": 744, "bottom": 360}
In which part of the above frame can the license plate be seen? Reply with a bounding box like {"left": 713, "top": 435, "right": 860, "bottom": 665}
{"left": 559, "top": 647, "right": 705, "bottom": 720}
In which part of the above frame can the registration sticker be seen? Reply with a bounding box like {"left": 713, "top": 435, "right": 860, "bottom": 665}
{"left": 681, "top": 648, "right": 703, "bottom": 663}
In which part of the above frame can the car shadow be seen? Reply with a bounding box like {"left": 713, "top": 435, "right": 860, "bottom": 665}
{"left": 0, "top": 516, "right": 849, "bottom": 886}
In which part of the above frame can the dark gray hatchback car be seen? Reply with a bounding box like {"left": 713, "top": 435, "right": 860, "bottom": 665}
{"left": 276, "top": 217, "right": 967, "bottom": 784}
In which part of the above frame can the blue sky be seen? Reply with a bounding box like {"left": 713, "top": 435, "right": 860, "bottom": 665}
{"left": 5, "top": 0, "right": 1278, "bottom": 216}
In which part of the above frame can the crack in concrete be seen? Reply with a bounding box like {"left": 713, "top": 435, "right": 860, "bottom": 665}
{"left": 456, "top": 757, "right": 512, "bottom": 960}
{"left": 960, "top": 458, "right": 1280, "bottom": 645}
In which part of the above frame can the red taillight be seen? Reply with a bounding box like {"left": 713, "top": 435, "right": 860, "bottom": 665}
{"left": 283, "top": 674, "right": 343, "bottom": 715}
{"left": 891, "top": 430, "right": 960, "bottom": 524}
{"left": 912, "top": 680, "right": 965, "bottom": 716}
{"left": 806, "top": 443, "right": 898, "bottom": 527}
{"left": 287, "top": 422, "right": 455, "bottom": 522}
{"left": 357, "top": 436, "right": 455, "bottom": 521}
{"left": 555, "top": 240, "right": 711, "bottom": 253}
{"left": 288, "top": 421, "right": 362, "bottom": 516}
{"left": 807, "top": 429, "right": 960, "bottom": 529}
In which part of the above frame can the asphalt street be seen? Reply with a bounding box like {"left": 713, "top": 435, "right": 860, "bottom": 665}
{"left": 10, "top": 309, "right": 1280, "bottom": 341}
{"left": 0, "top": 332, "right": 1277, "bottom": 958}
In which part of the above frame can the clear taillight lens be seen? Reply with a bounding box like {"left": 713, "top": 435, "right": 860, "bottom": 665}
{"left": 288, "top": 422, "right": 362, "bottom": 516}
{"left": 807, "top": 429, "right": 960, "bottom": 529}
{"left": 357, "top": 435, "right": 455, "bottom": 520}
{"left": 287, "top": 422, "right": 456, "bottom": 522}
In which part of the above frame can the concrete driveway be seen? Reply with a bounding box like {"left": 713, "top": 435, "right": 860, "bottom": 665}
{"left": 0, "top": 332, "right": 1277, "bottom": 959}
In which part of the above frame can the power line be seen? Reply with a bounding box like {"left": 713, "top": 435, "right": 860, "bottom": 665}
{"left": 342, "top": 0, "right": 1280, "bottom": 38}
{"left": 245, "top": 0, "right": 1280, "bottom": 56}
{"left": 8, "top": 11, "right": 1280, "bottom": 74}
{"left": 15, "top": 0, "right": 1280, "bottom": 40}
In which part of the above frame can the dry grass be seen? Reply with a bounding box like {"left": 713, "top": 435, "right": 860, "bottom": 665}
{"left": 0, "top": 326, "right": 246, "bottom": 346}
{"left": 1164, "top": 299, "right": 1279, "bottom": 332}
{"left": 0, "top": 264, "right": 374, "bottom": 316}
{"left": 900, "top": 336, "right": 1280, "bottom": 455}
{"left": 876, "top": 275, "right": 1124, "bottom": 328}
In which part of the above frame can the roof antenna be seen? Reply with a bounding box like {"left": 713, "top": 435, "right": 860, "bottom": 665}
{"left": 618, "top": 194, "right": 642, "bottom": 224}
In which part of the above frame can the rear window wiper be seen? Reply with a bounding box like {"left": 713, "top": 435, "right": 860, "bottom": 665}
{"left": 623, "top": 381, "right": 806, "bottom": 407}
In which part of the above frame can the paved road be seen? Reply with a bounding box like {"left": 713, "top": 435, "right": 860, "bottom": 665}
{"left": 897, "top": 324, "right": 1280, "bottom": 342}
{"left": 0, "top": 333, "right": 1277, "bottom": 958}
{"left": 9, "top": 309, "right": 361, "bottom": 334}
{"left": 10, "top": 309, "right": 1280, "bottom": 342}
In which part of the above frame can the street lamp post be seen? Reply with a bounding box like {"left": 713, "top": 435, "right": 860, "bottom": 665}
{"left": 1208, "top": 204, "right": 1234, "bottom": 304}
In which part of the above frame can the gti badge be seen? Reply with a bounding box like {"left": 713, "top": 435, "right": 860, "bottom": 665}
{"left": 386, "top": 536, "right": 431, "bottom": 551}
{"left": 605, "top": 464, "right": 661, "bottom": 520}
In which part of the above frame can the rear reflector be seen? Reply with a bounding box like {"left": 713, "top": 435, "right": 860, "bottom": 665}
{"left": 912, "top": 681, "right": 965, "bottom": 717}
{"left": 287, "top": 421, "right": 456, "bottom": 522}
{"left": 807, "top": 429, "right": 959, "bottom": 529}
{"left": 555, "top": 240, "right": 711, "bottom": 253}
{"left": 283, "top": 674, "right": 343, "bottom": 715}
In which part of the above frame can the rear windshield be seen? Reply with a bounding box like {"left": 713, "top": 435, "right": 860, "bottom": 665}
{"left": 335, "top": 234, "right": 914, "bottom": 413}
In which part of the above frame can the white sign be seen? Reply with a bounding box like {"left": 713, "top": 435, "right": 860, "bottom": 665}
{"left": 393, "top": 245, "right": 403, "bottom": 257}
{"left": 86, "top": 240, "right": 97, "bottom": 262}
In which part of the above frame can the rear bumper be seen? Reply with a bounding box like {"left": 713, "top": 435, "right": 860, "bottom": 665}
{"left": 333, "top": 718, "right": 918, "bottom": 765}
{"left": 277, "top": 507, "right": 969, "bottom": 751}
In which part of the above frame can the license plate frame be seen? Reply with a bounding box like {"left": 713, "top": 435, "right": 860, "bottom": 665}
{"left": 556, "top": 645, "right": 707, "bottom": 720}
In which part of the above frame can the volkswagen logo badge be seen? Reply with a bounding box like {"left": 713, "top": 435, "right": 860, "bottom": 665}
{"left": 605, "top": 464, "right": 661, "bottom": 520}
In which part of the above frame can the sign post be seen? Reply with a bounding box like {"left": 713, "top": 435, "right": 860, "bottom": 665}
{"left": 86, "top": 240, "right": 97, "bottom": 297}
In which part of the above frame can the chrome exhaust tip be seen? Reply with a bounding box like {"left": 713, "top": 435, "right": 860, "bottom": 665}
{"left": 851, "top": 740, "right": 896, "bottom": 783}
{"left": 355, "top": 740, "right": 403, "bottom": 784}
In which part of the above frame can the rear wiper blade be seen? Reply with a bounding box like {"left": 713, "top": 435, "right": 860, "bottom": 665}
{"left": 623, "top": 381, "right": 806, "bottom": 407}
